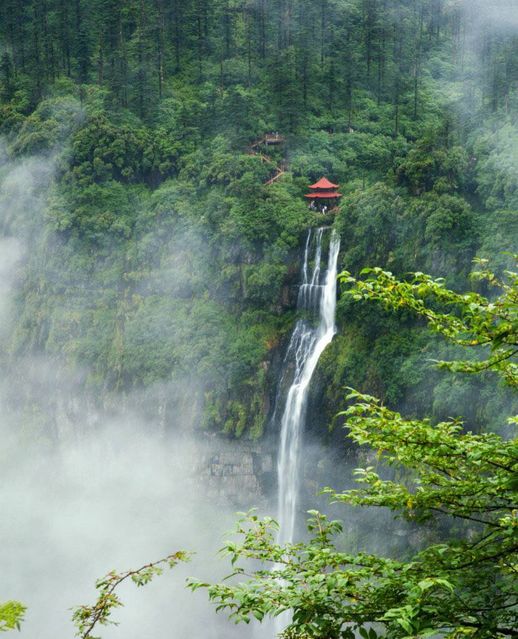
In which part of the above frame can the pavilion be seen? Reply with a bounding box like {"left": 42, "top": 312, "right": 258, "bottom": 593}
{"left": 304, "top": 177, "right": 342, "bottom": 212}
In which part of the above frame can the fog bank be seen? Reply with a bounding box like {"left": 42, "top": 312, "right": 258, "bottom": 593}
{"left": 0, "top": 145, "right": 253, "bottom": 638}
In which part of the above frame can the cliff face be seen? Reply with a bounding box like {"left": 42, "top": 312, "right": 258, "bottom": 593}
{"left": 0, "top": 121, "right": 312, "bottom": 443}
{"left": 1, "top": 126, "right": 515, "bottom": 475}
{"left": 196, "top": 438, "right": 275, "bottom": 507}
{"left": 2, "top": 1, "right": 518, "bottom": 452}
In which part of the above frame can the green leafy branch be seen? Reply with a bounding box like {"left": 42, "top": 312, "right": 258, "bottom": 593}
{"left": 332, "top": 389, "right": 518, "bottom": 522}
{"left": 340, "top": 261, "right": 518, "bottom": 386}
{"left": 72, "top": 551, "right": 190, "bottom": 639}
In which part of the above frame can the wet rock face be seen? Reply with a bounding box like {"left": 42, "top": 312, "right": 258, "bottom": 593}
{"left": 196, "top": 439, "right": 275, "bottom": 508}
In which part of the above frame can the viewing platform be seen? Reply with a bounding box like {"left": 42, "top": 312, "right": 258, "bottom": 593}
{"left": 250, "top": 133, "right": 286, "bottom": 150}
{"left": 264, "top": 132, "right": 285, "bottom": 145}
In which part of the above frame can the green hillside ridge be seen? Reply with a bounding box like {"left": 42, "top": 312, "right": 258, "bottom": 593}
{"left": 0, "top": 0, "right": 517, "bottom": 439}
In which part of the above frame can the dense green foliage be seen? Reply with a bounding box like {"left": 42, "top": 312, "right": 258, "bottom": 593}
{"left": 0, "top": 0, "right": 517, "bottom": 440}
{"left": 192, "top": 266, "right": 518, "bottom": 638}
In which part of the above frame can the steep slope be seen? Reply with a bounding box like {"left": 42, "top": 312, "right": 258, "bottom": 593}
{"left": 0, "top": 0, "right": 517, "bottom": 444}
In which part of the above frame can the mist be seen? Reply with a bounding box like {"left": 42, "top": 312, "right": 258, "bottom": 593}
{"left": 0, "top": 421, "right": 242, "bottom": 637}
{"left": 462, "top": 0, "right": 518, "bottom": 33}
{"left": 0, "top": 144, "right": 266, "bottom": 638}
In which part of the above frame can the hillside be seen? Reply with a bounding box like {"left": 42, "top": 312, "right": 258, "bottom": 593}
{"left": 1, "top": 0, "right": 517, "bottom": 438}
{"left": 1, "top": 2, "right": 518, "bottom": 638}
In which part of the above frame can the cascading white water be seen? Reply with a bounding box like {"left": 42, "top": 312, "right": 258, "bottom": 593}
{"left": 276, "top": 227, "right": 341, "bottom": 546}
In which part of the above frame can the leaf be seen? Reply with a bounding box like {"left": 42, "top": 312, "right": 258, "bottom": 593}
{"left": 418, "top": 578, "right": 454, "bottom": 593}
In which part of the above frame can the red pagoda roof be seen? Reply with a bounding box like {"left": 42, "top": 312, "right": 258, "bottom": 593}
{"left": 309, "top": 177, "right": 339, "bottom": 189}
{"left": 304, "top": 192, "right": 342, "bottom": 199}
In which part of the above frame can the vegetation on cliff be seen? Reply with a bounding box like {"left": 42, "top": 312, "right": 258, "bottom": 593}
{"left": 1, "top": 1, "right": 517, "bottom": 439}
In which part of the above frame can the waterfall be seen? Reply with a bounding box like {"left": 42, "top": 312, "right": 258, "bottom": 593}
{"left": 275, "top": 227, "right": 341, "bottom": 546}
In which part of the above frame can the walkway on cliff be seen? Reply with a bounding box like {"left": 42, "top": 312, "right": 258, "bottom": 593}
{"left": 247, "top": 133, "right": 287, "bottom": 186}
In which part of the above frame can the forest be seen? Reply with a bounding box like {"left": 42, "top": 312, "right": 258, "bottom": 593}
{"left": 0, "top": 0, "right": 516, "bottom": 438}
{"left": 0, "top": 0, "right": 517, "bottom": 637}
